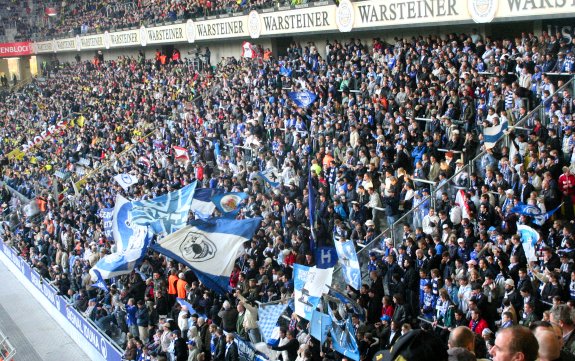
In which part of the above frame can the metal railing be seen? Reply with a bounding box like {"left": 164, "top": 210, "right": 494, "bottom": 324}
{"left": 330, "top": 76, "right": 575, "bottom": 288}
{"left": 0, "top": 328, "right": 16, "bottom": 361}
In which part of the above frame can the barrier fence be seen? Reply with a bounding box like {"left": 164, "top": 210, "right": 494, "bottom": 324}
{"left": 332, "top": 75, "right": 575, "bottom": 286}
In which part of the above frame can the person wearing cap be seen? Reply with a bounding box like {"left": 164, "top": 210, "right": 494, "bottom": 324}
{"left": 187, "top": 338, "right": 200, "bottom": 361}
{"left": 501, "top": 278, "right": 522, "bottom": 315}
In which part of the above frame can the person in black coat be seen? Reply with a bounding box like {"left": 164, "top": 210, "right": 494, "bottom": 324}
{"left": 271, "top": 330, "right": 299, "bottom": 361}
{"left": 214, "top": 328, "right": 227, "bottom": 361}
{"left": 173, "top": 330, "right": 188, "bottom": 361}
{"left": 381, "top": 320, "right": 402, "bottom": 350}
{"left": 225, "top": 333, "right": 239, "bottom": 361}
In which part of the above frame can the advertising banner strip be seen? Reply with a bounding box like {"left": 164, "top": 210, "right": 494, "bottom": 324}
{"left": 32, "top": 0, "right": 575, "bottom": 53}
{"left": 0, "top": 42, "right": 32, "bottom": 57}
{"left": 0, "top": 241, "right": 123, "bottom": 361}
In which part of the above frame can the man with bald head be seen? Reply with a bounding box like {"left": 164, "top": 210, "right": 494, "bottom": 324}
{"left": 448, "top": 326, "right": 490, "bottom": 361}
{"left": 490, "top": 326, "right": 538, "bottom": 361}
{"left": 534, "top": 329, "right": 562, "bottom": 361}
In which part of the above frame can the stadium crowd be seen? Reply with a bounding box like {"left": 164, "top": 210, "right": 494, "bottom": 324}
{"left": 2, "top": 29, "right": 575, "bottom": 361}
{"left": 37, "top": 0, "right": 285, "bottom": 38}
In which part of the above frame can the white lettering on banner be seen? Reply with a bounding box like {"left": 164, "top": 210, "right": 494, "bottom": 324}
{"left": 31, "top": 272, "right": 41, "bottom": 290}
{"left": 320, "top": 249, "right": 332, "bottom": 265}
{"left": 21, "top": 120, "right": 67, "bottom": 152}
{"left": 0, "top": 45, "right": 30, "bottom": 54}
{"left": 67, "top": 307, "right": 107, "bottom": 357}
{"left": 7, "top": 249, "right": 25, "bottom": 274}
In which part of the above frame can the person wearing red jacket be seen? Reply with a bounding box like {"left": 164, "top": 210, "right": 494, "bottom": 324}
{"left": 558, "top": 166, "right": 575, "bottom": 218}
{"left": 469, "top": 309, "right": 489, "bottom": 335}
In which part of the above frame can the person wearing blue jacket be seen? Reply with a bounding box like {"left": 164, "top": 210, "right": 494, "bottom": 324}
{"left": 126, "top": 298, "right": 139, "bottom": 338}
{"left": 420, "top": 283, "right": 437, "bottom": 320}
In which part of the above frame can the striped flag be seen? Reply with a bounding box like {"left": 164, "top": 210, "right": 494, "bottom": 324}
{"left": 483, "top": 118, "right": 508, "bottom": 149}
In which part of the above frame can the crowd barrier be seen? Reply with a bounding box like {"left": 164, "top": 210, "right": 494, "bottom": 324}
{"left": 0, "top": 241, "right": 123, "bottom": 361}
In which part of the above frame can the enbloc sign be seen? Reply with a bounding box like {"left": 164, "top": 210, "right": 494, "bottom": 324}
{"left": 0, "top": 42, "right": 32, "bottom": 57}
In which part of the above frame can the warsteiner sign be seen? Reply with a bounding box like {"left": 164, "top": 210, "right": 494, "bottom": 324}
{"left": 349, "top": 0, "right": 469, "bottom": 30}
{"left": 248, "top": 5, "right": 338, "bottom": 38}
{"left": 145, "top": 23, "right": 188, "bottom": 45}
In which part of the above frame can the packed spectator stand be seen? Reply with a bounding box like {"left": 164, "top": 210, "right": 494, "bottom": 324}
{"left": 30, "top": 0, "right": 291, "bottom": 40}
{"left": 3, "top": 29, "right": 575, "bottom": 361}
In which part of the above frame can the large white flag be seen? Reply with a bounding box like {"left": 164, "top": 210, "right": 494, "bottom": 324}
{"left": 151, "top": 217, "right": 262, "bottom": 294}
{"left": 114, "top": 173, "right": 139, "bottom": 191}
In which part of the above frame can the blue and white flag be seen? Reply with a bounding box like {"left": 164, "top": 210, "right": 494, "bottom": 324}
{"left": 483, "top": 118, "right": 508, "bottom": 149}
{"left": 334, "top": 240, "right": 361, "bottom": 290}
{"left": 191, "top": 188, "right": 224, "bottom": 218}
{"left": 151, "top": 217, "right": 262, "bottom": 295}
{"left": 534, "top": 204, "right": 562, "bottom": 226}
{"left": 294, "top": 264, "right": 333, "bottom": 320}
{"left": 326, "top": 285, "right": 366, "bottom": 321}
{"left": 288, "top": 90, "right": 317, "bottom": 108}
{"left": 176, "top": 298, "right": 207, "bottom": 319}
{"left": 114, "top": 173, "right": 139, "bottom": 191}
{"left": 517, "top": 224, "right": 540, "bottom": 261}
{"left": 310, "top": 310, "right": 332, "bottom": 343}
{"left": 89, "top": 239, "right": 151, "bottom": 280}
{"left": 131, "top": 182, "right": 197, "bottom": 234}
{"left": 90, "top": 195, "right": 152, "bottom": 280}
{"left": 511, "top": 202, "right": 562, "bottom": 226}
{"left": 330, "top": 314, "right": 360, "bottom": 361}
{"left": 90, "top": 269, "right": 109, "bottom": 293}
{"left": 212, "top": 192, "right": 248, "bottom": 218}
{"left": 279, "top": 65, "right": 292, "bottom": 77}
{"left": 256, "top": 168, "right": 281, "bottom": 188}
{"left": 258, "top": 302, "right": 289, "bottom": 346}
{"left": 99, "top": 207, "right": 114, "bottom": 241}
{"left": 510, "top": 203, "right": 543, "bottom": 217}
{"left": 315, "top": 247, "right": 338, "bottom": 269}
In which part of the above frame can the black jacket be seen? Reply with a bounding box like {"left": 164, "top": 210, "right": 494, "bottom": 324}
{"left": 272, "top": 338, "right": 299, "bottom": 361}
{"left": 224, "top": 342, "right": 239, "bottom": 361}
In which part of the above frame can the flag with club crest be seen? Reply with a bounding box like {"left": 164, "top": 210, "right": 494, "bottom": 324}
{"left": 190, "top": 188, "right": 225, "bottom": 218}
{"left": 212, "top": 192, "right": 248, "bottom": 218}
{"left": 151, "top": 217, "right": 262, "bottom": 295}
{"left": 114, "top": 173, "right": 139, "bottom": 191}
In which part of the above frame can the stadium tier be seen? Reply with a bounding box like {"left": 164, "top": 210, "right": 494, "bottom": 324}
{"left": 1, "top": 2, "right": 575, "bottom": 361}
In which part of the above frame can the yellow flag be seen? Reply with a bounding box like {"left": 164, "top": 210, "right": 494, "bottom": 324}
{"left": 77, "top": 115, "right": 85, "bottom": 127}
